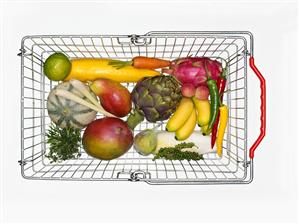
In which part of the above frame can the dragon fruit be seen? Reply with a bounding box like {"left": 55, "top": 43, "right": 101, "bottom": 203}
{"left": 163, "top": 57, "right": 223, "bottom": 87}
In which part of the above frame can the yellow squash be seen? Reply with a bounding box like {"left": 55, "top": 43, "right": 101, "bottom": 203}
{"left": 64, "top": 58, "right": 160, "bottom": 82}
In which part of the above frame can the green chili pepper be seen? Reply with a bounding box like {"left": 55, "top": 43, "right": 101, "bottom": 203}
{"left": 207, "top": 79, "right": 220, "bottom": 131}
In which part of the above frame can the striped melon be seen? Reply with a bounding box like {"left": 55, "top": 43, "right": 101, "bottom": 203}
{"left": 47, "top": 81, "right": 97, "bottom": 129}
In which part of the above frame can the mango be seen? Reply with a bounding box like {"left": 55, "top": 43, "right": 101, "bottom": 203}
{"left": 90, "top": 78, "right": 132, "bottom": 117}
{"left": 82, "top": 117, "right": 133, "bottom": 160}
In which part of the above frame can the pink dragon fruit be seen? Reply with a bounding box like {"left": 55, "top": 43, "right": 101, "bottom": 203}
{"left": 163, "top": 57, "right": 223, "bottom": 87}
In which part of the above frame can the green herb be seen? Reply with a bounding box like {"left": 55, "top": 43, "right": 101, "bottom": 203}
{"left": 46, "top": 124, "right": 81, "bottom": 163}
{"left": 153, "top": 142, "right": 204, "bottom": 161}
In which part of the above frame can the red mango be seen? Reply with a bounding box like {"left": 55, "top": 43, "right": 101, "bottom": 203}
{"left": 89, "top": 78, "right": 132, "bottom": 117}
{"left": 82, "top": 117, "right": 133, "bottom": 160}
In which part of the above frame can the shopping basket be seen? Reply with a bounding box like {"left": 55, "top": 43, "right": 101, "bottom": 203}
{"left": 19, "top": 31, "right": 266, "bottom": 184}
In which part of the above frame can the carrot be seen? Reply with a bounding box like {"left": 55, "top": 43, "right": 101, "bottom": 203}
{"left": 132, "top": 56, "right": 170, "bottom": 69}
{"left": 108, "top": 56, "right": 170, "bottom": 69}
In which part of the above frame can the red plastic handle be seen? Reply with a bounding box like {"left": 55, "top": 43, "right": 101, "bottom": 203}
{"left": 249, "top": 57, "right": 266, "bottom": 159}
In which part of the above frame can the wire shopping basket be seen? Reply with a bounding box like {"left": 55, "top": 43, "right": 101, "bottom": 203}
{"left": 19, "top": 31, "right": 266, "bottom": 184}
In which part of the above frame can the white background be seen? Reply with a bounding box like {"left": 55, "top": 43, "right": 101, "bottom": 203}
{"left": 0, "top": 0, "right": 298, "bottom": 223}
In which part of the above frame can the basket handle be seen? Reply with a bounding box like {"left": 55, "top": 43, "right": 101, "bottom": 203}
{"left": 249, "top": 56, "right": 266, "bottom": 159}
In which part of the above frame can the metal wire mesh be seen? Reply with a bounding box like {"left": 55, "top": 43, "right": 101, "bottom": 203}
{"left": 20, "top": 32, "right": 253, "bottom": 184}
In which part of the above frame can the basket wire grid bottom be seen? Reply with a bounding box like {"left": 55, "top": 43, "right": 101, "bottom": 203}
{"left": 22, "top": 150, "right": 249, "bottom": 183}
{"left": 20, "top": 32, "right": 252, "bottom": 184}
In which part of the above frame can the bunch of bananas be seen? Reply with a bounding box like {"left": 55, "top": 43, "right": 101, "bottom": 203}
{"left": 166, "top": 97, "right": 211, "bottom": 140}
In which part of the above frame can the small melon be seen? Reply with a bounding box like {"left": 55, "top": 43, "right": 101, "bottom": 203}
{"left": 47, "top": 82, "right": 97, "bottom": 129}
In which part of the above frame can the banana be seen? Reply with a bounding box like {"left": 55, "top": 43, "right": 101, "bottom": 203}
{"left": 192, "top": 97, "right": 210, "bottom": 127}
{"left": 201, "top": 124, "right": 211, "bottom": 136}
{"left": 166, "top": 97, "right": 194, "bottom": 132}
{"left": 175, "top": 108, "right": 197, "bottom": 141}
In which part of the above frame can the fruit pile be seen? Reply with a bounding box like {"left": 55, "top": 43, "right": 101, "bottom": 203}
{"left": 44, "top": 53, "right": 228, "bottom": 162}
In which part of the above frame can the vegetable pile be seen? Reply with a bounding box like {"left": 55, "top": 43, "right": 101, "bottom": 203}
{"left": 43, "top": 53, "right": 229, "bottom": 163}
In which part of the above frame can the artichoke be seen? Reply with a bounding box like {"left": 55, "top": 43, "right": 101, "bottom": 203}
{"left": 127, "top": 75, "right": 182, "bottom": 129}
